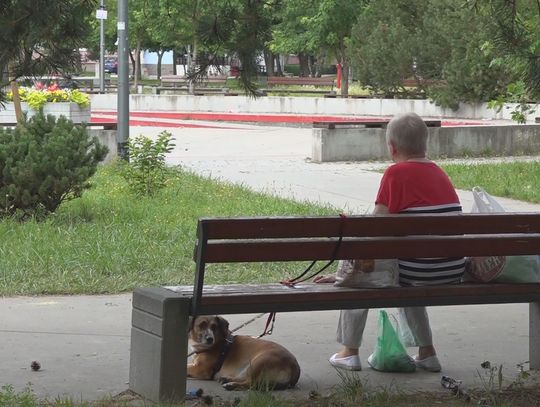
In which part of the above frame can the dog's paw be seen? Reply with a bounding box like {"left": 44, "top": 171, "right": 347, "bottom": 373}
{"left": 217, "top": 376, "right": 231, "bottom": 385}
{"left": 222, "top": 382, "right": 239, "bottom": 391}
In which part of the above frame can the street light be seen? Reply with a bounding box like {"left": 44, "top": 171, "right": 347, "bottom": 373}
{"left": 95, "top": 1, "right": 107, "bottom": 93}
{"left": 117, "top": 0, "right": 129, "bottom": 159}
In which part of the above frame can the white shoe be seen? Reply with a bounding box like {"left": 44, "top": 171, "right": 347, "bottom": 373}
{"left": 329, "top": 353, "right": 362, "bottom": 371}
{"left": 414, "top": 355, "right": 442, "bottom": 372}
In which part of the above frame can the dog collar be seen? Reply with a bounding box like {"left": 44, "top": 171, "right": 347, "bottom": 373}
{"left": 211, "top": 333, "right": 234, "bottom": 379}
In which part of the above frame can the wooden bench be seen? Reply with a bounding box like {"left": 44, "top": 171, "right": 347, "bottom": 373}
{"left": 261, "top": 76, "right": 336, "bottom": 96}
{"left": 129, "top": 213, "right": 540, "bottom": 402}
{"left": 313, "top": 120, "right": 442, "bottom": 129}
{"left": 155, "top": 75, "right": 233, "bottom": 95}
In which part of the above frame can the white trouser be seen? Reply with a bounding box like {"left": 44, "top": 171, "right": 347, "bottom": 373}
{"left": 336, "top": 307, "right": 432, "bottom": 348}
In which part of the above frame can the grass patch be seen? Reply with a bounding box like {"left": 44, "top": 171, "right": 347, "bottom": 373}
{"left": 441, "top": 161, "right": 540, "bottom": 204}
{"left": 0, "top": 164, "right": 337, "bottom": 296}
{"left": 3, "top": 161, "right": 538, "bottom": 296}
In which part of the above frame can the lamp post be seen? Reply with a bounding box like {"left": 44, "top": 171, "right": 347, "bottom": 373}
{"left": 117, "top": 0, "right": 129, "bottom": 159}
{"left": 96, "top": 1, "right": 107, "bottom": 93}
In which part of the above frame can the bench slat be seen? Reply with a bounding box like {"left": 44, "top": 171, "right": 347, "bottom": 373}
{"left": 166, "top": 283, "right": 540, "bottom": 315}
{"left": 200, "top": 234, "right": 540, "bottom": 263}
{"left": 198, "top": 213, "right": 540, "bottom": 240}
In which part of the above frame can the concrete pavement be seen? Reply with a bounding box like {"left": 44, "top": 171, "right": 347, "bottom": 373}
{"left": 1, "top": 121, "right": 540, "bottom": 403}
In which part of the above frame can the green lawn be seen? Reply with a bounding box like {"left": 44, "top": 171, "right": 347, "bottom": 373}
{"left": 0, "top": 165, "right": 335, "bottom": 296}
{"left": 1, "top": 160, "right": 539, "bottom": 296}
{"left": 442, "top": 161, "right": 540, "bottom": 204}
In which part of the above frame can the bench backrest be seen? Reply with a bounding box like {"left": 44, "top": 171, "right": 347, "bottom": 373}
{"left": 160, "top": 75, "right": 228, "bottom": 87}
{"left": 267, "top": 76, "right": 335, "bottom": 87}
{"left": 192, "top": 213, "right": 540, "bottom": 313}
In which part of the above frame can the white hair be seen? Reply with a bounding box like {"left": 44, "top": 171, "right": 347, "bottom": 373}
{"left": 386, "top": 112, "right": 428, "bottom": 156}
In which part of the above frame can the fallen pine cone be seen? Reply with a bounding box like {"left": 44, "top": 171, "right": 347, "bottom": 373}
{"left": 30, "top": 361, "right": 41, "bottom": 371}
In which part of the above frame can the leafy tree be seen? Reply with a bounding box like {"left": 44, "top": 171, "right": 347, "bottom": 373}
{"left": 311, "top": 0, "right": 366, "bottom": 96}
{"left": 350, "top": 0, "right": 420, "bottom": 96}
{"left": 349, "top": 0, "right": 511, "bottom": 107}
{"left": 475, "top": 0, "right": 540, "bottom": 120}
{"left": 270, "top": 0, "right": 321, "bottom": 76}
{"left": 191, "top": 0, "right": 271, "bottom": 94}
{"left": 424, "top": 0, "right": 511, "bottom": 109}
{"left": 144, "top": 1, "right": 194, "bottom": 79}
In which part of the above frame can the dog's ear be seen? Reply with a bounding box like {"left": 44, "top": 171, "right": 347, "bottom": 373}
{"left": 216, "top": 316, "right": 230, "bottom": 335}
{"left": 188, "top": 316, "right": 194, "bottom": 333}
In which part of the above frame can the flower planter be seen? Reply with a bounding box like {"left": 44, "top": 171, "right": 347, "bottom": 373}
{"left": 0, "top": 102, "right": 91, "bottom": 124}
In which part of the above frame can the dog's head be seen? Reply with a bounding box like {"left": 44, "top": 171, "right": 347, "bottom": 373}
{"left": 188, "top": 315, "right": 230, "bottom": 352}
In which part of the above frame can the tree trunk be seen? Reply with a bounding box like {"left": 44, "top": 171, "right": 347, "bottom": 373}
{"left": 134, "top": 39, "right": 142, "bottom": 89}
{"left": 263, "top": 49, "right": 274, "bottom": 76}
{"left": 10, "top": 80, "right": 23, "bottom": 123}
{"left": 315, "top": 51, "right": 325, "bottom": 77}
{"left": 172, "top": 50, "right": 178, "bottom": 75}
{"left": 275, "top": 55, "right": 283, "bottom": 76}
{"left": 157, "top": 49, "right": 165, "bottom": 79}
{"left": 308, "top": 55, "right": 316, "bottom": 77}
{"left": 129, "top": 51, "right": 136, "bottom": 79}
{"left": 298, "top": 53, "right": 310, "bottom": 77}
{"left": 189, "top": 40, "right": 198, "bottom": 94}
{"left": 341, "top": 59, "right": 350, "bottom": 98}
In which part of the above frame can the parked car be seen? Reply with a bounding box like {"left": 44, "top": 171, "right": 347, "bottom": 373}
{"left": 104, "top": 58, "right": 118, "bottom": 74}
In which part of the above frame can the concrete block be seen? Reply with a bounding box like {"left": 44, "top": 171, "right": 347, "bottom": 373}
{"left": 129, "top": 287, "right": 190, "bottom": 402}
{"left": 0, "top": 102, "right": 90, "bottom": 124}
{"left": 312, "top": 124, "right": 540, "bottom": 162}
{"left": 531, "top": 302, "right": 540, "bottom": 370}
{"left": 88, "top": 129, "right": 117, "bottom": 163}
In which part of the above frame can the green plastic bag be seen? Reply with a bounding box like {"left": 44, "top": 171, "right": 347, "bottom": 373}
{"left": 368, "top": 310, "right": 416, "bottom": 373}
{"left": 495, "top": 255, "right": 540, "bottom": 283}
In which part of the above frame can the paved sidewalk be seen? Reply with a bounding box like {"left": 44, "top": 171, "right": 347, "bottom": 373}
{"left": 1, "top": 122, "right": 539, "bottom": 403}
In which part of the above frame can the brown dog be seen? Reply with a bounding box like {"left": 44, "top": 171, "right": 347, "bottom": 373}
{"left": 187, "top": 315, "right": 301, "bottom": 390}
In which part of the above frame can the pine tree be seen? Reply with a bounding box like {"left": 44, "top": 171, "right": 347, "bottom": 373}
{"left": 0, "top": 113, "right": 108, "bottom": 219}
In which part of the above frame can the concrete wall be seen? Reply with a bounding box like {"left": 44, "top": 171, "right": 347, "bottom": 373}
{"left": 90, "top": 94, "right": 540, "bottom": 122}
{"left": 312, "top": 125, "right": 540, "bottom": 162}
{"left": 89, "top": 129, "right": 118, "bottom": 164}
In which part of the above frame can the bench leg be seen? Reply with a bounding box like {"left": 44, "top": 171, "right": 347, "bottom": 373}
{"left": 531, "top": 302, "right": 540, "bottom": 370}
{"left": 129, "top": 287, "right": 190, "bottom": 402}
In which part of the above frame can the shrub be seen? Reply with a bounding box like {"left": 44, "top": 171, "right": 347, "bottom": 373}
{"left": 120, "top": 131, "right": 175, "bottom": 196}
{"left": 0, "top": 113, "right": 108, "bottom": 219}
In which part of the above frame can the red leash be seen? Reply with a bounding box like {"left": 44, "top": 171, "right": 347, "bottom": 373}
{"left": 259, "top": 214, "right": 347, "bottom": 337}
{"left": 280, "top": 213, "right": 347, "bottom": 287}
{"left": 258, "top": 312, "right": 276, "bottom": 338}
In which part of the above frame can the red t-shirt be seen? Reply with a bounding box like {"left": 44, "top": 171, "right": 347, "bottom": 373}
{"left": 375, "top": 161, "right": 464, "bottom": 286}
{"left": 375, "top": 161, "right": 460, "bottom": 214}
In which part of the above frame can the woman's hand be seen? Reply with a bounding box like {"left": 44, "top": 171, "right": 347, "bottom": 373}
{"left": 313, "top": 274, "right": 337, "bottom": 284}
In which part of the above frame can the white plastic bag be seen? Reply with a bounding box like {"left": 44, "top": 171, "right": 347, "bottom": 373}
{"left": 466, "top": 187, "right": 507, "bottom": 282}
{"left": 467, "top": 187, "right": 540, "bottom": 283}
{"left": 395, "top": 308, "right": 418, "bottom": 348}
{"left": 471, "top": 186, "right": 505, "bottom": 213}
{"left": 334, "top": 259, "right": 399, "bottom": 288}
